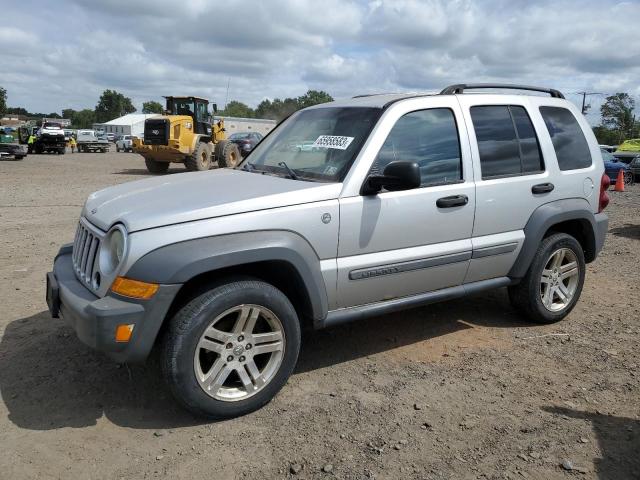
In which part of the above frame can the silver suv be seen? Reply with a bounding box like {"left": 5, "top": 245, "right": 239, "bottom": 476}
{"left": 46, "top": 84, "right": 609, "bottom": 418}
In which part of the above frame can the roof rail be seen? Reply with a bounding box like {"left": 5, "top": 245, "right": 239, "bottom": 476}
{"left": 440, "top": 83, "right": 565, "bottom": 99}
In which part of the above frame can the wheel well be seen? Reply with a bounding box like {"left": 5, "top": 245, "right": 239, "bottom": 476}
{"left": 544, "top": 218, "right": 596, "bottom": 262}
{"left": 161, "top": 261, "right": 314, "bottom": 335}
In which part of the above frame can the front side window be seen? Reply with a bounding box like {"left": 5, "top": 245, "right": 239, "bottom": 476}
{"left": 245, "top": 107, "right": 381, "bottom": 182}
{"left": 471, "top": 105, "right": 544, "bottom": 179}
{"left": 372, "top": 108, "right": 462, "bottom": 186}
{"left": 539, "top": 106, "right": 592, "bottom": 170}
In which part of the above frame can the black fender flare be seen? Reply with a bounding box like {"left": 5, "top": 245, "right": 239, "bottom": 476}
{"left": 508, "top": 198, "right": 600, "bottom": 279}
{"left": 126, "top": 230, "right": 329, "bottom": 321}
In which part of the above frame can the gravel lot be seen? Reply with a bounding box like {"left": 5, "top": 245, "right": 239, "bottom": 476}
{"left": 0, "top": 151, "right": 638, "bottom": 480}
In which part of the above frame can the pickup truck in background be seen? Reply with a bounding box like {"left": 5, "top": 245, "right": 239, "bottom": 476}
{"left": 115, "top": 135, "right": 134, "bottom": 152}
{"left": 76, "top": 130, "right": 110, "bottom": 153}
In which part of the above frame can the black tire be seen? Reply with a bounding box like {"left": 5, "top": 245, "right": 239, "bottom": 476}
{"left": 184, "top": 142, "right": 212, "bottom": 171}
{"left": 58, "top": 148, "right": 65, "bottom": 155}
{"left": 216, "top": 140, "right": 241, "bottom": 168}
{"left": 161, "top": 279, "right": 301, "bottom": 419}
{"left": 116, "top": 145, "right": 121, "bottom": 152}
{"left": 144, "top": 158, "right": 170, "bottom": 174}
{"left": 508, "top": 233, "right": 585, "bottom": 324}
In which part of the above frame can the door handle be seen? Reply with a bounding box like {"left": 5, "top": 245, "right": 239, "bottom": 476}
{"left": 436, "top": 194, "right": 468, "bottom": 208}
{"left": 531, "top": 182, "right": 554, "bottom": 194}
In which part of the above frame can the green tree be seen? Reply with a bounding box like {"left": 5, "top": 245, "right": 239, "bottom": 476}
{"left": 220, "top": 100, "right": 254, "bottom": 118}
{"left": 142, "top": 100, "right": 164, "bottom": 114}
{"left": 72, "top": 109, "right": 96, "bottom": 129}
{"left": 62, "top": 108, "right": 77, "bottom": 120}
{"left": 94, "top": 89, "right": 136, "bottom": 122}
{"left": 592, "top": 126, "right": 619, "bottom": 146}
{"left": 0, "top": 86, "right": 6, "bottom": 115}
{"left": 298, "top": 90, "right": 333, "bottom": 108}
{"left": 600, "top": 93, "right": 635, "bottom": 143}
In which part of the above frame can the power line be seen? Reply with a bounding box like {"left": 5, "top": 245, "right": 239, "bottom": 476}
{"left": 572, "top": 91, "right": 606, "bottom": 114}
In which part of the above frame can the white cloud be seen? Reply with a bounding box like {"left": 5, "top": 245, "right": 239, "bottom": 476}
{"left": 1, "top": 0, "right": 639, "bottom": 123}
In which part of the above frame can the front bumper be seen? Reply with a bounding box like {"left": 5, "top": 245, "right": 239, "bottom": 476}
{"left": 47, "top": 245, "right": 181, "bottom": 363}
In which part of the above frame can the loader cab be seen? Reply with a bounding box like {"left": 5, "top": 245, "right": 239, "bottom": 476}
{"left": 164, "top": 96, "right": 211, "bottom": 136}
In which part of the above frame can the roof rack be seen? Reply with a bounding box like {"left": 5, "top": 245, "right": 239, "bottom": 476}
{"left": 440, "top": 83, "right": 565, "bottom": 99}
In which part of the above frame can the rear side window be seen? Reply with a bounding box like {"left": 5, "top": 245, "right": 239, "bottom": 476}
{"left": 372, "top": 108, "right": 462, "bottom": 186}
{"left": 539, "top": 106, "right": 592, "bottom": 170}
{"left": 471, "top": 105, "right": 544, "bottom": 179}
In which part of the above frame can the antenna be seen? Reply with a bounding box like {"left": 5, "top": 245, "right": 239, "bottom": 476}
{"left": 224, "top": 78, "right": 231, "bottom": 110}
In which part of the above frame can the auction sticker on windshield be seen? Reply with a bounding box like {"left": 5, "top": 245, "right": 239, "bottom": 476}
{"left": 312, "top": 135, "right": 354, "bottom": 150}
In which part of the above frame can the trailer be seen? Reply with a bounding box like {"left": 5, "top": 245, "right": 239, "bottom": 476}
{"left": 76, "top": 130, "right": 109, "bottom": 153}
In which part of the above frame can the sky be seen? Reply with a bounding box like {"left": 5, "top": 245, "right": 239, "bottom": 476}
{"left": 2, "top": 0, "right": 639, "bottom": 124}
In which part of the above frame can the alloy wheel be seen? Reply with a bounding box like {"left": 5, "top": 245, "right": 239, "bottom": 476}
{"left": 193, "top": 304, "right": 285, "bottom": 401}
{"left": 540, "top": 247, "right": 580, "bottom": 312}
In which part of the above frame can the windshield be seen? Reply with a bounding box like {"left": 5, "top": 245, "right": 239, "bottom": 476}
{"left": 242, "top": 107, "right": 381, "bottom": 182}
{"left": 230, "top": 132, "right": 251, "bottom": 140}
{"left": 600, "top": 149, "right": 616, "bottom": 162}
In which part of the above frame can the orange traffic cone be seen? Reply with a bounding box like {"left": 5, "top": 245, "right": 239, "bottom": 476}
{"left": 614, "top": 168, "right": 625, "bottom": 192}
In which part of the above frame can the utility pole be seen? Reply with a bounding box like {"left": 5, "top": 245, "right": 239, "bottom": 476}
{"left": 576, "top": 91, "right": 604, "bottom": 114}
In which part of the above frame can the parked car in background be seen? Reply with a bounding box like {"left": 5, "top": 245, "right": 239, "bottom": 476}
{"left": 228, "top": 131, "right": 263, "bottom": 157}
{"left": 115, "top": 135, "right": 134, "bottom": 152}
{"left": 630, "top": 155, "right": 640, "bottom": 181}
{"left": 106, "top": 132, "right": 115, "bottom": 142}
{"left": 601, "top": 148, "right": 633, "bottom": 185}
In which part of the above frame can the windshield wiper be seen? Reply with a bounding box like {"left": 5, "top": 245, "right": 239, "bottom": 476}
{"left": 241, "top": 161, "right": 256, "bottom": 172}
{"left": 278, "top": 161, "right": 299, "bottom": 180}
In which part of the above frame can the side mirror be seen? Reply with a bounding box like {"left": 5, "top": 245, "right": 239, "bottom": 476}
{"left": 362, "top": 161, "right": 421, "bottom": 195}
{"left": 211, "top": 103, "right": 218, "bottom": 113}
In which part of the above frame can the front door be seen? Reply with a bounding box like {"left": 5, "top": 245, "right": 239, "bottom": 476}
{"left": 336, "top": 99, "right": 476, "bottom": 308}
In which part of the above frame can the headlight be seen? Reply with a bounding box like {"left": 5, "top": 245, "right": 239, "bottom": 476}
{"left": 99, "top": 225, "right": 127, "bottom": 275}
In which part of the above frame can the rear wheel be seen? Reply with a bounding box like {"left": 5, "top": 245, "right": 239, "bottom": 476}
{"left": 216, "top": 140, "right": 241, "bottom": 168}
{"left": 144, "top": 158, "right": 170, "bottom": 174}
{"left": 161, "top": 279, "right": 301, "bottom": 419}
{"left": 509, "top": 233, "right": 585, "bottom": 324}
{"left": 185, "top": 142, "right": 212, "bottom": 171}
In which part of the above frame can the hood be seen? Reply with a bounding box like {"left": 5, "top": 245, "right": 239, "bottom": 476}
{"left": 83, "top": 168, "right": 341, "bottom": 232}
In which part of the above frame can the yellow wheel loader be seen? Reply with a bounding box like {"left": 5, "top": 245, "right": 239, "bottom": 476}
{"left": 133, "top": 96, "right": 241, "bottom": 174}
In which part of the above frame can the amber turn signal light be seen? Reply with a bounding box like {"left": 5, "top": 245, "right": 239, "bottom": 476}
{"left": 111, "top": 277, "right": 159, "bottom": 299}
{"left": 115, "top": 324, "right": 134, "bottom": 343}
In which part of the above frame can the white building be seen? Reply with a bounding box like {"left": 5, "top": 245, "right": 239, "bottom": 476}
{"left": 94, "top": 113, "right": 161, "bottom": 137}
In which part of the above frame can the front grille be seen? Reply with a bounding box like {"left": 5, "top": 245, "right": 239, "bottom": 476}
{"left": 144, "top": 119, "right": 169, "bottom": 145}
{"left": 72, "top": 220, "right": 103, "bottom": 290}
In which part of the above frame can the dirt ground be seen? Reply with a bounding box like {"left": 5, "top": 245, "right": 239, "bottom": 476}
{"left": 0, "top": 150, "right": 638, "bottom": 480}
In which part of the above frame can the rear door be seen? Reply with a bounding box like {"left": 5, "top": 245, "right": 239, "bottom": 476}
{"left": 457, "top": 96, "right": 559, "bottom": 283}
{"left": 336, "top": 97, "right": 475, "bottom": 308}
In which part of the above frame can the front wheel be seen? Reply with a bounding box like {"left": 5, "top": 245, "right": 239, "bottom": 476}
{"left": 161, "top": 279, "right": 301, "bottom": 419}
{"left": 508, "top": 233, "right": 585, "bottom": 324}
{"left": 145, "top": 158, "right": 170, "bottom": 174}
{"left": 624, "top": 171, "right": 634, "bottom": 185}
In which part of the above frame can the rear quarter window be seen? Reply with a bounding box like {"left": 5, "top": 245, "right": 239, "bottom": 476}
{"left": 539, "top": 106, "right": 592, "bottom": 170}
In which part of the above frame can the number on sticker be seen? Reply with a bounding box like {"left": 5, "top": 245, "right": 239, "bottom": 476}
{"left": 312, "top": 135, "right": 354, "bottom": 150}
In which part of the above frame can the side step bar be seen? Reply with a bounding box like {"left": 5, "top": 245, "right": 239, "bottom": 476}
{"left": 321, "top": 277, "right": 513, "bottom": 328}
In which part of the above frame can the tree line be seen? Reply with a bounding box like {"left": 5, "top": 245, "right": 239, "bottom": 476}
{"left": 218, "top": 90, "right": 334, "bottom": 120}
{"left": 0, "top": 87, "right": 334, "bottom": 129}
